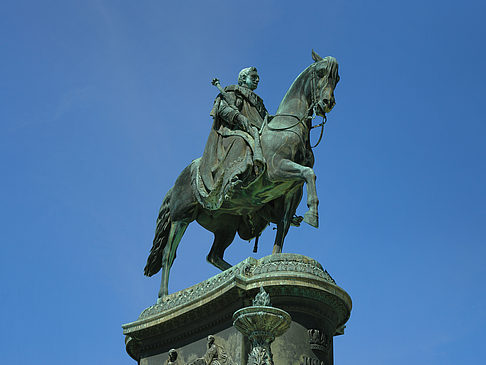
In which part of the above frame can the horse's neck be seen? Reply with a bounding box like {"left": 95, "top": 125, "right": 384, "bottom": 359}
{"left": 276, "top": 68, "right": 312, "bottom": 117}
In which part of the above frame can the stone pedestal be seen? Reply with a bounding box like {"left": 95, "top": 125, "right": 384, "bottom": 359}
{"left": 122, "top": 254, "right": 352, "bottom": 365}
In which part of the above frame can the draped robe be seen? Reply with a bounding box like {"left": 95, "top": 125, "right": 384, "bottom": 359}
{"left": 193, "top": 85, "right": 268, "bottom": 211}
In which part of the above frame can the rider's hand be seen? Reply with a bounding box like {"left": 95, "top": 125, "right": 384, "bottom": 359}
{"left": 237, "top": 114, "right": 250, "bottom": 132}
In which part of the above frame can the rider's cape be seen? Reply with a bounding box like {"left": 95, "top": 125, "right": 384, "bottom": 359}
{"left": 192, "top": 85, "right": 268, "bottom": 211}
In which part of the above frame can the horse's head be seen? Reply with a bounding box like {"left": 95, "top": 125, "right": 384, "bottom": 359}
{"left": 311, "top": 50, "right": 340, "bottom": 117}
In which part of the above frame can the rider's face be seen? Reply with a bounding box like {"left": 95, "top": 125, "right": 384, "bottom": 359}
{"left": 244, "top": 71, "right": 259, "bottom": 90}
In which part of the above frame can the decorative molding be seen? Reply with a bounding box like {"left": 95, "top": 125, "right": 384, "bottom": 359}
{"left": 253, "top": 286, "right": 271, "bottom": 306}
{"left": 300, "top": 356, "right": 325, "bottom": 365}
{"left": 137, "top": 254, "right": 339, "bottom": 320}
{"left": 308, "top": 329, "right": 331, "bottom": 352}
{"left": 139, "top": 264, "right": 241, "bottom": 319}
{"left": 122, "top": 254, "right": 352, "bottom": 363}
{"left": 122, "top": 253, "right": 352, "bottom": 360}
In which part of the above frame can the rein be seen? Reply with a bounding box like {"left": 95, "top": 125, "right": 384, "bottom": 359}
{"left": 266, "top": 65, "right": 328, "bottom": 148}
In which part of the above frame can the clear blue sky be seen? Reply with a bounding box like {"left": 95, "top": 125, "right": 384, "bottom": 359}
{"left": 1, "top": 1, "right": 485, "bottom": 364}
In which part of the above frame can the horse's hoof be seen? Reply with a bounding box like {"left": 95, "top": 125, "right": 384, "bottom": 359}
{"left": 291, "top": 215, "right": 304, "bottom": 227}
{"left": 303, "top": 211, "right": 319, "bottom": 228}
{"left": 157, "top": 291, "right": 168, "bottom": 303}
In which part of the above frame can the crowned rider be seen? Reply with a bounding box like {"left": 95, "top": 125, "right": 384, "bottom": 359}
{"left": 195, "top": 67, "right": 268, "bottom": 210}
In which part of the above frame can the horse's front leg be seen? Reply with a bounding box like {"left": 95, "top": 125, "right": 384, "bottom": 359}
{"left": 271, "top": 159, "right": 319, "bottom": 228}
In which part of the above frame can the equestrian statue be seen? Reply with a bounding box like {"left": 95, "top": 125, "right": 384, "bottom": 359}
{"left": 144, "top": 50, "right": 340, "bottom": 300}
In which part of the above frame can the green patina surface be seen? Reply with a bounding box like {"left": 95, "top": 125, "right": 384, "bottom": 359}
{"left": 144, "top": 51, "right": 341, "bottom": 301}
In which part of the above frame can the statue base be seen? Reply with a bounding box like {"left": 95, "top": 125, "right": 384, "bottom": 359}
{"left": 122, "top": 254, "right": 352, "bottom": 365}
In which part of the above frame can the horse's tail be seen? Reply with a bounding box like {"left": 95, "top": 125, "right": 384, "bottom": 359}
{"left": 144, "top": 188, "right": 173, "bottom": 277}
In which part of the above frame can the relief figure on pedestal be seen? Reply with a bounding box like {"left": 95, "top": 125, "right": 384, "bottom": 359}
{"left": 167, "top": 349, "right": 179, "bottom": 365}
{"left": 186, "top": 335, "right": 234, "bottom": 365}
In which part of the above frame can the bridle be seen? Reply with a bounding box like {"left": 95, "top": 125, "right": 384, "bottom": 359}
{"left": 267, "top": 64, "right": 329, "bottom": 148}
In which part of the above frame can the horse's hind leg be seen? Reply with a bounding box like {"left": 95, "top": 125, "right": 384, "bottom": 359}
{"left": 207, "top": 227, "right": 237, "bottom": 271}
{"left": 273, "top": 195, "right": 294, "bottom": 254}
{"left": 158, "top": 220, "right": 188, "bottom": 301}
{"left": 270, "top": 159, "right": 319, "bottom": 228}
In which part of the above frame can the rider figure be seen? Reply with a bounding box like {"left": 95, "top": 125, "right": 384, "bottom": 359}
{"left": 196, "top": 67, "right": 268, "bottom": 210}
{"left": 211, "top": 67, "right": 266, "bottom": 133}
{"left": 209, "top": 67, "right": 267, "bottom": 175}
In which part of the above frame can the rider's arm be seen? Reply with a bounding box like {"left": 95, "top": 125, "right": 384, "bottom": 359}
{"left": 217, "top": 97, "right": 250, "bottom": 132}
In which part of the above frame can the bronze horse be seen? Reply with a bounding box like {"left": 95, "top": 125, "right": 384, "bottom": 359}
{"left": 145, "top": 51, "right": 340, "bottom": 299}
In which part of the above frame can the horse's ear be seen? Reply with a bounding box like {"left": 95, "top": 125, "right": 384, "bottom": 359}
{"left": 312, "top": 49, "right": 323, "bottom": 62}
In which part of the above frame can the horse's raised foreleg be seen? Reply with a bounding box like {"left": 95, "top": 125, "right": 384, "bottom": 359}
{"left": 206, "top": 227, "right": 237, "bottom": 271}
{"left": 158, "top": 220, "right": 188, "bottom": 302}
{"left": 271, "top": 159, "right": 319, "bottom": 228}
